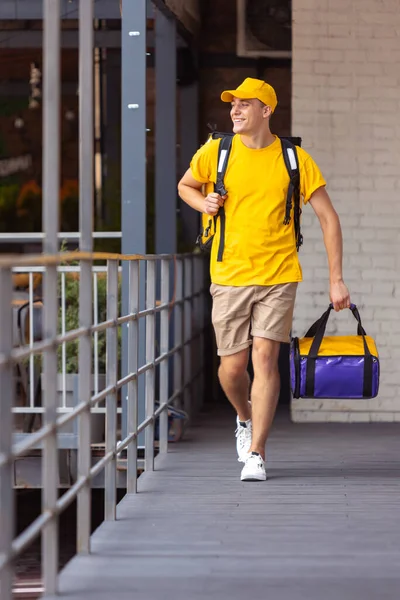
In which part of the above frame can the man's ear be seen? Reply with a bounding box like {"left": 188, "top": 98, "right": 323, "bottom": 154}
{"left": 263, "top": 105, "right": 272, "bottom": 119}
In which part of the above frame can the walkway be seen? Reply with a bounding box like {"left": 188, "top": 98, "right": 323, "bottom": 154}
{"left": 48, "top": 409, "right": 400, "bottom": 600}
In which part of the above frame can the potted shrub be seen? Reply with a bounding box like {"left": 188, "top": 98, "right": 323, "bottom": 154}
{"left": 56, "top": 263, "right": 121, "bottom": 443}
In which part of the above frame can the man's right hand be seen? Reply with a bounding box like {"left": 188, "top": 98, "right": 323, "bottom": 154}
{"left": 204, "top": 193, "right": 227, "bottom": 216}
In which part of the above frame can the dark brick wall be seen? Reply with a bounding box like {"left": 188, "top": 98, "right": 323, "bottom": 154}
{"left": 197, "top": 0, "right": 292, "bottom": 143}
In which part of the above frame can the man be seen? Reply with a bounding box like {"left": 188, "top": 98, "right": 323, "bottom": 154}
{"left": 177, "top": 78, "right": 350, "bottom": 482}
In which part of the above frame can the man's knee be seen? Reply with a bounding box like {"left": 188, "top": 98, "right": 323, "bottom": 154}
{"left": 219, "top": 349, "right": 249, "bottom": 381}
{"left": 252, "top": 338, "right": 280, "bottom": 376}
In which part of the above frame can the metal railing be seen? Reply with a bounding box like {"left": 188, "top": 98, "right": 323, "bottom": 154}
{"left": 0, "top": 232, "right": 122, "bottom": 244}
{"left": 12, "top": 264, "right": 120, "bottom": 424}
{"left": 0, "top": 250, "right": 208, "bottom": 599}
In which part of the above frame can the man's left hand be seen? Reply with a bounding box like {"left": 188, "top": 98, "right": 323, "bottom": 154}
{"left": 330, "top": 280, "right": 351, "bottom": 312}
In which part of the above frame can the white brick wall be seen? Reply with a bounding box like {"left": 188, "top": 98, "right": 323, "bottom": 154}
{"left": 291, "top": 0, "right": 400, "bottom": 422}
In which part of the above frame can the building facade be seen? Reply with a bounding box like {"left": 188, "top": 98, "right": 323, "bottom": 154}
{"left": 292, "top": 0, "right": 400, "bottom": 422}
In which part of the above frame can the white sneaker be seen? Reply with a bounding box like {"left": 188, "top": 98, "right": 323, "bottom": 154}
{"left": 235, "top": 416, "right": 252, "bottom": 463}
{"left": 240, "top": 452, "right": 267, "bottom": 482}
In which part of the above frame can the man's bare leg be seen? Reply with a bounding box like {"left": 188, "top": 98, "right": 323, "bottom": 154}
{"left": 218, "top": 349, "right": 251, "bottom": 422}
{"left": 249, "top": 337, "right": 281, "bottom": 460}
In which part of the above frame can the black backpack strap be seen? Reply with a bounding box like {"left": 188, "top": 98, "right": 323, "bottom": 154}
{"left": 281, "top": 138, "right": 302, "bottom": 251}
{"left": 215, "top": 135, "right": 232, "bottom": 197}
{"left": 214, "top": 136, "right": 233, "bottom": 262}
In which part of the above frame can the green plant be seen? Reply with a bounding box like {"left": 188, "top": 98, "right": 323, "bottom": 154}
{"left": 57, "top": 258, "right": 121, "bottom": 375}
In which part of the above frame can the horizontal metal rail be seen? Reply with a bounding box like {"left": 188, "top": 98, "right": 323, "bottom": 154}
{"left": 0, "top": 232, "right": 122, "bottom": 243}
{"left": 12, "top": 265, "right": 121, "bottom": 273}
{"left": 0, "top": 250, "right": 195, "bottom": 268}
{"left": 0, "top": 251, "right": 208, "bottom": 598}
{"left": 3, "top": 292, "right": 201, "bottom": 366}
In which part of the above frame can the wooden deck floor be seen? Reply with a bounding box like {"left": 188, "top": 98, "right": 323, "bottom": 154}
{"left": 49, "top": 408, "right": 400, "bottom": 600}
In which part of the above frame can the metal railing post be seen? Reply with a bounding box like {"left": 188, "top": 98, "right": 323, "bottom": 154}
{"left": 105, "top": 260, "right": 119, "bottom": 520}
{"left": 192, "top": 256, "right": 200, "bottom": 413}
{"left": 183, "top": 257, "right": 193, "bottom": 418}
{"left": 159, "top": 258, "right": 170, "bottom": 454}
{"left": 173, "top": 258, "right": 183, "bottom": 408}
{"left": 42, "top": 0, "right": 61, "bottom": 592}
{"left": 29, "top": 272, "right": 35, "bottom": 408}
{"left": 193, "top": 256, "right": 204, "bottom": 413}
{"left": 42, "top": 150, "right": 60, "bottom": 595}
{"left": 198, "top": 258, "right": 206, "bottom": 411}
{"left": 145, "top": 260, "right": 156, "bottom": 471}
{"left": 77, "top": 0, "right": 94, "bottom": 555}
{"left": 0, "top": 268, "right": 14, "bottom": 599}
{"left": 127, "top": 260, "right": 139, "bottom": 493}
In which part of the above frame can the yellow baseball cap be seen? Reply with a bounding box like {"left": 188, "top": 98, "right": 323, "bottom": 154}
{"left": 221, "top": 78, "right": 278, "bottom": 112}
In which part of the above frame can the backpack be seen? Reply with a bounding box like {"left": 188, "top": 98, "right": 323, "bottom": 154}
{"left": 196, "top": 132, "right": 303, "bottom": 262}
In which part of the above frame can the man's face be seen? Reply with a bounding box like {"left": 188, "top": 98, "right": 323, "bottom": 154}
{"left": 230, "top": 97, "right": 269, "bottom": 135}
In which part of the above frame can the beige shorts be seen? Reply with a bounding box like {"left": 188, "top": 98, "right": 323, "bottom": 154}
{"left": 210, "top": 282, "right": 298, "bottom": 356}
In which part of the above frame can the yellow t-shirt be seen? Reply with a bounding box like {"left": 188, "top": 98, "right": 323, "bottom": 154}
{"left": 190, "top": 134, "right": 326, "bottom": 286}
